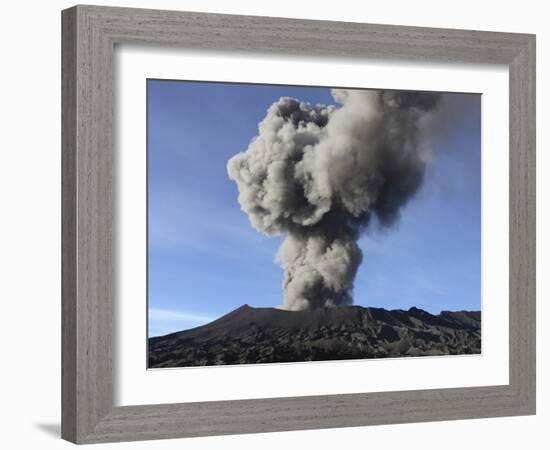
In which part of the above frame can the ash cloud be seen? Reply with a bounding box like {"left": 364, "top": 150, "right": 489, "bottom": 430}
{"left": 227, "top": 89, "right": 441, "bottom": 311}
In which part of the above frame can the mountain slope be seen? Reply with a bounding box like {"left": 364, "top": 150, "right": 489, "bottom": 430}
{"left": 148, "top": 304, "right": 481, "bottom": 368}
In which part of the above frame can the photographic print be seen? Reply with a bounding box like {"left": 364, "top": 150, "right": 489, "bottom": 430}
{"left": 147, "top": 80, "right": 481, "bottom": 368}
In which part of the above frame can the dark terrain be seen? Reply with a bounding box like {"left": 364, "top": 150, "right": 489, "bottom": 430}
{"left": 148, "top": 304, "right": 481, "bottom": 368}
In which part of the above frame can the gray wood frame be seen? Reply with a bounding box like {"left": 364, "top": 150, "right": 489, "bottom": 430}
{"left": 62, "top": 4, "right": 536, "bottom": 444}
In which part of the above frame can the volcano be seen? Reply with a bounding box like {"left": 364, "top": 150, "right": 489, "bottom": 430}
{"left": 148, "top": 304, "right": 481, "bottom": 368}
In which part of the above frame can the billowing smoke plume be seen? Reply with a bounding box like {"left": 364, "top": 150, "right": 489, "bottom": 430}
{"left": 227, "top": 89, "right": 441, "bottom": 311}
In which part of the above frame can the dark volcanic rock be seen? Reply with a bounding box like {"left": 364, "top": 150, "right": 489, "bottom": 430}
{"left": 148, "top": 305, "right": 481, "bottom": 368}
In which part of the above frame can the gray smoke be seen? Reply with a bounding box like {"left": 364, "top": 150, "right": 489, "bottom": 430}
{"left": 227, "top": 88, "right": 441, "bottom": 311}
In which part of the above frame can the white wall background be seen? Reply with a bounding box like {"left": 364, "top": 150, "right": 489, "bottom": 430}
{"left": 0, "top": 1, "right": 546, "bottom": 448}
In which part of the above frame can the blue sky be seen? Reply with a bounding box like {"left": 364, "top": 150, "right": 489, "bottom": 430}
{"left": 147, "top": 79, "right": 481, "bottom": 337}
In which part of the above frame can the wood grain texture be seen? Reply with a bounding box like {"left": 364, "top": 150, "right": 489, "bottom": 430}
{"left": 62, "top": 5, "right": 114, "bottom": 442}
{"left": 61, "top": 7, "right": 77, "bottom": 443}
{"left": 508, "top": 35, "right": 536, "bottom": 408}
{"left": 61, "top": 4, "right": 536, "bottom": 444}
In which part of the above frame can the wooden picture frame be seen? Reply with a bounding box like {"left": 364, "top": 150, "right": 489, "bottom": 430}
{"left": 61, "top": 4, "right": 536, "bottom": 444}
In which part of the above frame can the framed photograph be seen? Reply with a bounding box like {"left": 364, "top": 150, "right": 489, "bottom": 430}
{"left": 62, "top": 5, "right": 536, "bottom": 444}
